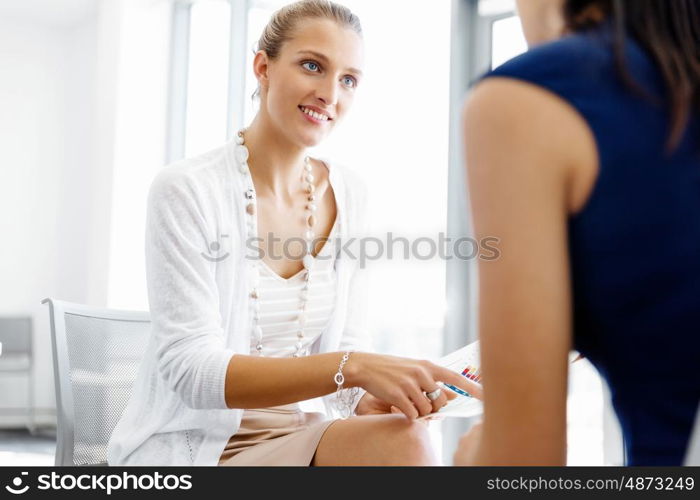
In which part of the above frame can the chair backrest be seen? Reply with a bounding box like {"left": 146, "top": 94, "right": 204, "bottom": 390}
{"left": 0, "top": 317, "right": 32, "bottom": 356}
{"left": 684, "top": 402, "right": 700, "bottom": 466}
{"left": 42, "top": 298, "right": 150, "bottom": 466}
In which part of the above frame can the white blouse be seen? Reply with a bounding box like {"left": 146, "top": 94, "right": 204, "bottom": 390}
{"left": 107, "top": 138, "right": 372, "bottom": 466}
{"left": 251, "top": 218, "right": 339, "bottom": 358}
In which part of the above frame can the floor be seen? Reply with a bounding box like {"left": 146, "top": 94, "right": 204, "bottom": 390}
{"left": 0, "top": 428, "right": 56, "bottom": 466}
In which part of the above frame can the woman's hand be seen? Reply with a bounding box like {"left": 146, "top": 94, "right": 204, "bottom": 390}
{"left": 453, "top": 421, "right": 483, "bottom": 466}
{"left": 345, "top": 353, "right": 483, "bottom": 420}
{"left": 356, "top": 390, "right": 460, "bottom": 419}
{"left": 355, "top": 390, "right": 457, "bottom": 421}
{"left": 355, "top": 392, "right": 396, "bottom": 415}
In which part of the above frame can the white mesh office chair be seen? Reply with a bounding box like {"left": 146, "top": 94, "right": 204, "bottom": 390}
{"left": 42, "top": 298, "right": 150, "bottom": 466}
{"left": 0, "top": 317, "right": 34, "bottom": 432}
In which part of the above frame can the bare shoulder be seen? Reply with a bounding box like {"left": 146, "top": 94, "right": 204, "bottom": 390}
{"left": 463, "top": 77, "right": 598, "bottom": 214}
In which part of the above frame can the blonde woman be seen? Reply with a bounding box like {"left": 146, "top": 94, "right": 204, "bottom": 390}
{"left": 107, "top": 0, "right": 478, "bottom": 467}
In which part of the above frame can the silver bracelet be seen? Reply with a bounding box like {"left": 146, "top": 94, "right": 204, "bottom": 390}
{"left": 334, "top": 351, "right": 360, "bottom": 419}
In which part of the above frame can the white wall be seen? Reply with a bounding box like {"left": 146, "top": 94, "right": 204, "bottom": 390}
{"left": 0, "top": 5, "right": 104, "bottom": 426}
{"left": 0, "top": 0, "right": 171, "bottom": 427}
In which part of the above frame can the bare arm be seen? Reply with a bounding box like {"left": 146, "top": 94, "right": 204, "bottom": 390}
{"left": 225, "top": 351, "right": 483, "bottom": 418}
{"left": 224, "top": 353, "right": 347, "bottom": 409}
{"left": 456, "top": 77, "right": 598, "bottom": 465}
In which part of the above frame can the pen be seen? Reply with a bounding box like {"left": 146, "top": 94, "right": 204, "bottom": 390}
{"left": 443, "top": 383, "right": 473, "bottom": 398}
{"left": 442, "top": 365, "right": 483, "bottom": 397}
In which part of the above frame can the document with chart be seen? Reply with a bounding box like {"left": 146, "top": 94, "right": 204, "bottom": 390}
{"left": 418, "top": 341, "right": 484, "bottom": 420}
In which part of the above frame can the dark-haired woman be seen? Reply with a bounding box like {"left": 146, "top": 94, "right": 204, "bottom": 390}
{"left": 454, "top": 0, "right": 700, "bottom": 466}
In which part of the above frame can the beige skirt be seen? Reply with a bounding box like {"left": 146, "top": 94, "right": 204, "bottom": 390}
{"left": 218, "top": 403, "right": 337, "bottom": 466}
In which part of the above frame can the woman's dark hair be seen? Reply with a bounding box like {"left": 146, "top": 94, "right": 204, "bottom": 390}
{"left": 564, "top": 0, "right": 700, "bottom": 152}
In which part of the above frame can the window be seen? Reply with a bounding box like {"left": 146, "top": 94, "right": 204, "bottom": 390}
{"left": 184, "top": 0, "right": 232, "bottom": 158}
{"left": 491, "top": 15, "right": 526, "bottom": 68}
{"left": 107, "top": 0, "right": 171, "bottom": 311}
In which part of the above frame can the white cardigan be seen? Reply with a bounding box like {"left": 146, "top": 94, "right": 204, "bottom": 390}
{"left": 107, "top": 138, "right": 372, "bottom": 466}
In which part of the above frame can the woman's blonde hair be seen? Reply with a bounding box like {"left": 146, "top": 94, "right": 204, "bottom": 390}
{"left": 252, "top": 0, "right": 362, "bottom": 98}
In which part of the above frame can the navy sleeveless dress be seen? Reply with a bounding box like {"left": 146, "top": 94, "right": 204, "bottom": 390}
{"left": 484, "top": 21, "right": 700, "bottom": 465}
